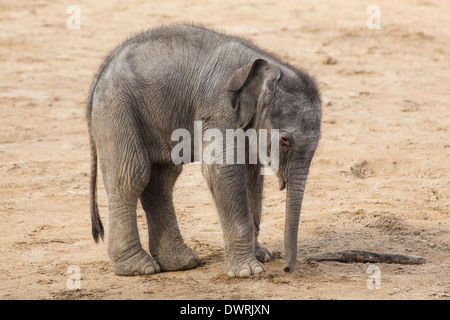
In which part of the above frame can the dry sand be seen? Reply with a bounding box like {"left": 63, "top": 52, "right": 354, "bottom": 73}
{"left": 0, "top": 0, "right": 449, "bottom": 300}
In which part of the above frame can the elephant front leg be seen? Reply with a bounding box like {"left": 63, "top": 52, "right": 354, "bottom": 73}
{"left": 246, "top": 162, "right": 272, "bottom": 263}
{"left": 202, "top": 163, "right": 265, "bottom": 278}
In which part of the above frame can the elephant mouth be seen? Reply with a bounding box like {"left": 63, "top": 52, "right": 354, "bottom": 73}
{"left": 278, "top": 174, "right": 286, "bottom": 191}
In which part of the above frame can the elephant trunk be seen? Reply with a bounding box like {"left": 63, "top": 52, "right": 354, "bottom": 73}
{"left": 283, "top": 163, "right": 309, "bottom": 272}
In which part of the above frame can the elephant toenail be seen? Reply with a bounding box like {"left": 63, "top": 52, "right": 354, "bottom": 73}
{"left": 239, "top": 269, "right": 251, "bottom": 277}
{"left": 254, "top": 266, "right": 264, "bottom": 274}
{"left": 144, "top": 265, "right": 155, "bottom": 274}
{"left": 227, "top": 271, "right": 236, "bottom": 278}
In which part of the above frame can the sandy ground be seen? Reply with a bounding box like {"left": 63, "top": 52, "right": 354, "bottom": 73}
{"left": 0, "top": 0, "right": 449, "bottom": 300}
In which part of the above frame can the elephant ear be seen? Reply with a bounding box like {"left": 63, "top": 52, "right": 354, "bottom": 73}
{"left": 225, "top": 59, "right": 280, "bottom": 129}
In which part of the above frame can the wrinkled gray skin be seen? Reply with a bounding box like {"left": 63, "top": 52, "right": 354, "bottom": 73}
{"left": 87, "top": 24, "right": 321, "bottom": 277}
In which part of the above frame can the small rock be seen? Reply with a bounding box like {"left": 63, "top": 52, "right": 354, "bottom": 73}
{"left": 323, "top": 56, "right": 337, "bottom": 65}
{"left": 322, "top": 97, "right": 332, "bottom": 106}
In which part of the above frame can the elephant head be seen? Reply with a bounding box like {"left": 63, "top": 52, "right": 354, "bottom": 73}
{"left": 226, "top": 58, "right": 321, "bottom": 272}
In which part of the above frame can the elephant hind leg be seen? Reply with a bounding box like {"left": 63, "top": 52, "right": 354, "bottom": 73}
{"left": 140, "top": 163, "right": 202, "bottom": 271}
{"left": 95, "top": 111, "right": 160, "bottom": 276}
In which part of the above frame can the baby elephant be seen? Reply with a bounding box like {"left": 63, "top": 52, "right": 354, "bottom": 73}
{"left": 87, "top": 24, "right": 321, "bottom": 277}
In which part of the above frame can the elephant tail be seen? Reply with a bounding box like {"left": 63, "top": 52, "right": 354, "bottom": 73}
{"left": 87, "top": 74, "right": 104, "bottom": 243}
{"left": 88, "top": 130, "right": 104, "bottom": 243}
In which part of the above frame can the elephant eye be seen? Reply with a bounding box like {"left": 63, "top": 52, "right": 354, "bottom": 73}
{"left": 279, "top": 132, "right": 293, "bottom": 152}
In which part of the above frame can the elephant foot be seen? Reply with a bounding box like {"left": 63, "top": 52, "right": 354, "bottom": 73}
{"left": 225, "top": 255, "right": 265, "bottom": 278}
{"left": 111, "top": 249, "right": 161, "bottom": 276}
{"left": 153, "top": 242, "right": 202, "bottom": 272}
{"left": 255, "top": 242, "right": 272, "bottom": 263}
